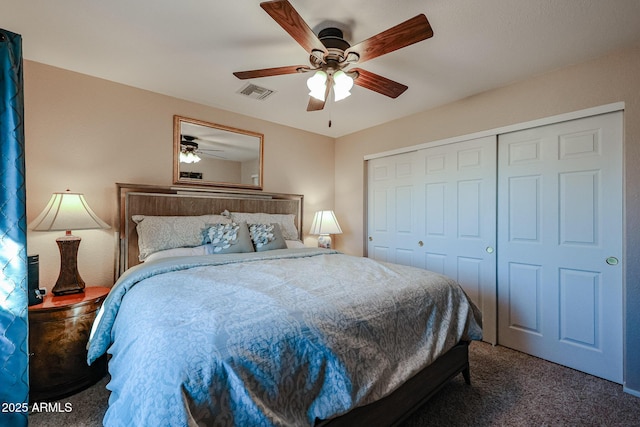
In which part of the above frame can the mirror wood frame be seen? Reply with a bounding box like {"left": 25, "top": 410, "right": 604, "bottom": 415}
{"left": 173, "top": 115, "right": 264, "bottom": 190}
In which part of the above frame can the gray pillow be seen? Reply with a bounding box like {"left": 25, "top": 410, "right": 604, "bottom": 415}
{"left": 133, "top": 214, "right": 231, "bottom": 261}
{"left": 203, "top": 222, "right": 255, "bottom": 254}
{"left": 248, "top": 223, "right": 287, "bottom": 252}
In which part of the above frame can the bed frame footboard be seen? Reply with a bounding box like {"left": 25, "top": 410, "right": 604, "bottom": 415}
{"left": 318, "top": 341, "right": 471, "bottom": 427}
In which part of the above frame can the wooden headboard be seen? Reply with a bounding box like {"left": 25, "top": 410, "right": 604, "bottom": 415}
{"left": 117, "top": 183, "right": 303, "bottom": 276}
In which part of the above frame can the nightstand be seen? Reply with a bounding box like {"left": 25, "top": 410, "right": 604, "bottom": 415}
{"left": 28, "top": 286, "right": 110, "bottom": 402}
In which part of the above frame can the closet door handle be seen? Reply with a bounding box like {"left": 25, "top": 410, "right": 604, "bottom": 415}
{"left": 418, "top": 241, "right": 424, "bottom": 247}
{"left": 486, "top": 246, "right": 495, "bottom": 254}
{"left": 368, "top": 236, "right": 373, "bottom": 242}
{"left": 606, "top": 257, "right": 619, "bottom": 266}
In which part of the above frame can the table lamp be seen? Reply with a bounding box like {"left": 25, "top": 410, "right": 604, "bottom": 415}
{"left": 309, "top": 210, "right": 342, "bottom": 249}
{"left": 29, "top": 190, "right": 110, "bottom": 295}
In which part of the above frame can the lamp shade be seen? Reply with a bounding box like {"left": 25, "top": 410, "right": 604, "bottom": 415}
{"left": 29, "top": 191, "right": 110, "bottom": 232}
{"left": 309, "top": 210, "right": 342, "bottom": 235}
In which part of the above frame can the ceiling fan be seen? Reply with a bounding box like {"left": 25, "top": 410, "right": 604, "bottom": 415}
{"left": 233, "top": 0, "right": 433, "bottom": 111}
{"left": 180, "top": 135, "right": 226, "bottom": 163}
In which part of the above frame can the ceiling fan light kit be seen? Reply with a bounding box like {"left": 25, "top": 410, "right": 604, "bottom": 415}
{"left": 306, "top": 69, "right": 354, "bottom": 102}
{"left": 180, "top": 151, "right": 201, "bottom": 164}
{"left": 180, "top": 139, "right": 202, "bottom": 164}
{"left": 233, "top": 0, "right": 433, "bottom": 112}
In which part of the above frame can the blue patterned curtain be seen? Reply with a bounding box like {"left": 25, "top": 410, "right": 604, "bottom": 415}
{"left": 0, "top": 29, "right": 28, "bottom": 427}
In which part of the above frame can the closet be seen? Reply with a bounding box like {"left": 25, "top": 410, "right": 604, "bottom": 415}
{"left": 366, "top": 110, "right": 623, "bottom": 383}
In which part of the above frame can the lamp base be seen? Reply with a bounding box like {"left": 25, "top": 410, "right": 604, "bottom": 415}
{"left": 317, "top": 234, "right": 332, "bottom": 249}
{"left": 52, "top": 235, "right": 85, "bottom": 296}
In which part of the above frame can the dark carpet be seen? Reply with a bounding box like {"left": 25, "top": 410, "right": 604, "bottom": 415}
{"left": 29, "top": 342, "right": 640, "bottom": 426}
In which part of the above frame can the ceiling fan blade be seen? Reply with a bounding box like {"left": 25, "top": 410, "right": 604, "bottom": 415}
{"left": 260, "top": 0, "right": 327, "bottom": 56}
{"left": 351, "top": 68, "right": 408, "bottom": 98}
{"left": 306, "top": 80, "right": 332, "bottom": 111}
{"left": 345, "top": 14, "right": 433, "bottom": 64}
{"left": 233, "top": 65, "right": 306, "bottom": 80}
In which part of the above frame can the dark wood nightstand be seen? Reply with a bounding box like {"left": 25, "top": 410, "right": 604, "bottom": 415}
{"left": 28, "top": 286, "right": 110, "bottom": 402}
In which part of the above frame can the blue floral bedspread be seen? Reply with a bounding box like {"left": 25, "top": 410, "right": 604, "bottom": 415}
{"left": 87, "top": 248, "right": 482, "bottom": 426}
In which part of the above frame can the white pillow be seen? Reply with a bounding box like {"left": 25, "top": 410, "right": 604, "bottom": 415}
{"left": 229, "top": 212, "right": 299, "bottom": 240}
{"left": 285, "top": 240, "right": 306, "bottom": 249}
{"left": 145, "top": 245, "right": 208, "bottom": 262}
{"left": 133, "top": 214, "right": 230, "bottom": 261}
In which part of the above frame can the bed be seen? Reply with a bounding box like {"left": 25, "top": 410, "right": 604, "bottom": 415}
{"left": 87, "top": 183, "right": 482, "bottom": 426}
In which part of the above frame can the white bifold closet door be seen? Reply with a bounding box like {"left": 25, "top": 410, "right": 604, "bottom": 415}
{"left": 366, "top": 111, "right": 623, "bottom": 382}
{"left": 497, "top": 111, "right": 623, "bottom": 383}
{"left": 367, "top": 136, "right": 498, "bottom": 343}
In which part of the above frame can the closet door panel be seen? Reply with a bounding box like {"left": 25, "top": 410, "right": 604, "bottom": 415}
{"left": 497, "top": 111, "right": 623, "bottom": 383}
{"left": 367, "top": 152, "right": 420, "bottom": 267}
{"left": 414, "top": 136, "right": 498, "bottom": 342}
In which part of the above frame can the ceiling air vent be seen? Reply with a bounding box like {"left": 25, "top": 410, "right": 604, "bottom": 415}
{"left": 237, "top": 83, "right": 275, "bottom": 100}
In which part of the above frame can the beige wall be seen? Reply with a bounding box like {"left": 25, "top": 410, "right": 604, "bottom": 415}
{"left": 24, "top": 61, "right": 335, "bottom": 291}
{"left": 180, "top": 156, "right": 241, "bottom": 183}
{"left": 334, "top": 43, "right": 640, "bottom": 393}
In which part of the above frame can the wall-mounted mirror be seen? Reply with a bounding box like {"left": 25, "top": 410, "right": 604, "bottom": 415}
{"left": 173, "top": 115, "right": 263, "bottom": 189}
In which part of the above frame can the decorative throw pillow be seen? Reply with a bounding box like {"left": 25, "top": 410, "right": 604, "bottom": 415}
{"left": 229, "top": 212, "right": 299, "bottom": 240}
{"left": 248, "top": 223, "right": 287, "bottom": 252}
{"left": 133, "top": 214, "right": 231, "bottom": 261}
{"left": 202, "top": 222, "right": 254, "bottom": 254}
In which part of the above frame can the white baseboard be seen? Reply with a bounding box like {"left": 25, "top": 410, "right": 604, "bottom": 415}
{"left": 623, "top": 385, "right": 640, "bottom": 398}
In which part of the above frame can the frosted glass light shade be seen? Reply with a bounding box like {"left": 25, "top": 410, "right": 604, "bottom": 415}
{"left": 307, "top": 70, "right": 327, "bottom": 101}
{"left": 333, "top": 70, "right": 353, "bottom": 101}
{"left": 180, "top": 151, "right": 201, "bottom": 163}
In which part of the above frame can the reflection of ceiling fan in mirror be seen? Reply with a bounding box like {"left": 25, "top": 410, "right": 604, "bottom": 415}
{"left": 233, "top": 0, "right": 433, "bottom": 111}
{"left": 179, "top": 135, "right": 226, "bottom": 164}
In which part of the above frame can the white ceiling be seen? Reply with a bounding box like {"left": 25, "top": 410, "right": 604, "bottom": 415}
{"left": 3, "top": 0, "right": 640, "bottom": 138}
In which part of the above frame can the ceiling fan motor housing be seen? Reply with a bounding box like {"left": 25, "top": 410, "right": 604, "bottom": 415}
{"left": 181, "top": 138, "right": 198, "bottom": 152}
{"left": 318, "top": 28, "right": 350, "bottom": 51}
{"left": 312, "top": 27, "right": 351, "bottom": 71}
